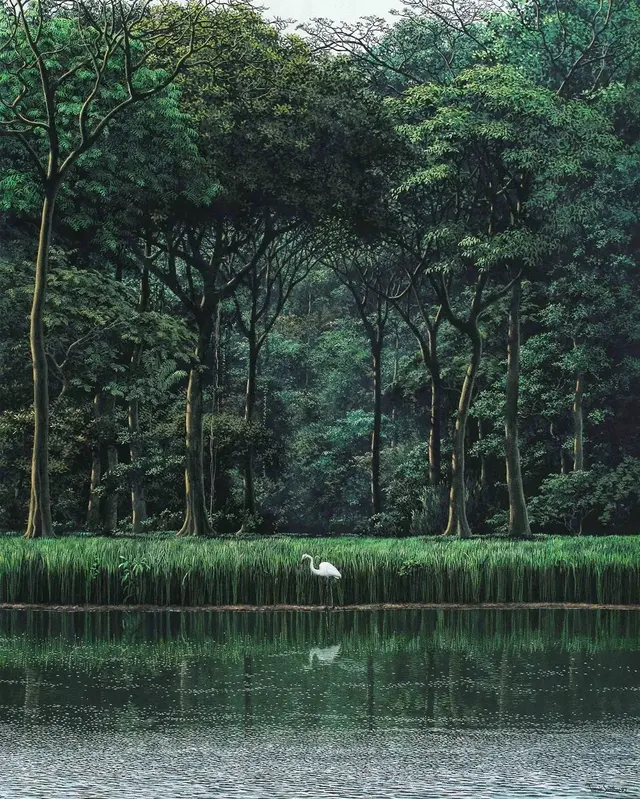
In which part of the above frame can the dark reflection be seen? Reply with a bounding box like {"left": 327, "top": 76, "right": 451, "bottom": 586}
{"left": 0, "top": 607, "right": 638, "bottom": 732}
{"left": 243, "top": 654, "right": 253, "bottom": 734}
{"left": 0, "top": 608, "right": 638, "bottom": 798}
{"left": 366, "top": 653, "right": 374, "bottom": 732}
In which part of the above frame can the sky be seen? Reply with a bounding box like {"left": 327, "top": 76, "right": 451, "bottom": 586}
{"left": 261, "top": 0, "right": 404, "bottom": 25}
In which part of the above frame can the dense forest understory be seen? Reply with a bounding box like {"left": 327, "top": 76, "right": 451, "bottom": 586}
{"left": 1, "top": 0, "right": 640, "bottom": 541}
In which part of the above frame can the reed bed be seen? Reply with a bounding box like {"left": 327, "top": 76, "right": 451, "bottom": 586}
{"left": 0, "top": 535, "right": 639, "bottom": 606}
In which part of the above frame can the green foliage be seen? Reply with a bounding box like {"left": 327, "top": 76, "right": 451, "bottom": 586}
{"left": 1, "top": 0, "right": 640, "bottom": 541}
{"left": 530, "top": 459, "right": 640, "bottom": 535}
{"left": 0, "top": 535, "right": 638, "bottom": 605}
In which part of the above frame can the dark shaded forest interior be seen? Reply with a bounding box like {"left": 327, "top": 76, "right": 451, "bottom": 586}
{"left": 1, "top": 0, "right": 639, "bottom": 539}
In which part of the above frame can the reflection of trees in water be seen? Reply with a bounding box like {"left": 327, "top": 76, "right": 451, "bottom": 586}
{"left": 23, "top": 666, "right": 41, "bottom": 722}
{"left": 3, "top": 608, "right": 639, "bottom": 663}
{"left": 367, "top": 654, "right": 374, "bottom": 732}
{"left": 244, "top": 655, "right": 253, "bottom": 734}
{"left": 1, "top": 608, "right": 638, "bottom": 732}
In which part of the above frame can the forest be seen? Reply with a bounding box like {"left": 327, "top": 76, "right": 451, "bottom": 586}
{"left": 1, "top": 0, "right": 639, "bottom": 542}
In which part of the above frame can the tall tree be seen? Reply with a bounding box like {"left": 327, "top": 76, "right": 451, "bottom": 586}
{"left": 232, "top": 231, "right": 317, "bottom": 526}
{"left": 330, "top": 244, "right": 397, "bottom": 518}
{"left": 391, "top": 65, "right": 614, "bottom": 535}
{"left": 0, "top": 0, "right": 214, "bottom": 536}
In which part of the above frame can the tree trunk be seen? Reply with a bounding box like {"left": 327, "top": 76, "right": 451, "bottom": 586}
{"left": 573, "top": 371, "right": 585, "bottom": 471}
{"left": 178, "top": 316, "right": 214, "bottom": 537}
{"left": 209, "top": 301, "right": 223, "bottom": 516}
{"left": 243, "top": 341, "right": 258, "bottom": 518}
{"left": 371, "top": 339, "right": 383, "bottom": 516}
{"left": 418, "top": 332, "right": 442, "bottom": 486}
{"left": 505, "top": 280, "right": 531, "bottom": 538}
{"left": 391, "top": 327, "right": 399, "bottom": 449}
{"left": 87, "top": 389, "right": 102, "bottom": 530}
{"left": 103, "top": 393, "right": 118, "bottom": 534}
{"left": 429, "top": 367, "right": 442, "bottom": 486}
{"left": 25, "top": 191, "right": 57, "bottom": 538}
{"left": 129, "top": 266, "right": 149, "bottom": 533}
{"left": 478, "top": 418, "right": 488, "bottom": 496}
{"left": 128, "top": 395, "right": 146, "bottom": 533}
{"left": 444, "top": 332, "right": 482, "bottom": 538}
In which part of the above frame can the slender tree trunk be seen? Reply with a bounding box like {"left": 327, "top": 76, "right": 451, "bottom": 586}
{"left": 129, "top": 267, "right": 149, "bottom": 533}
{"left": 418, "top": 331, "right": 442, "bottom": 486}
{"left": 209, "top": 301, "right": 223, "bottom": 516}
{"left": 243, "top": 341, "right": 258, "bottom": 518}
{"left": 550, "top": 421, "right": 570, "bottom": 474}
{"left": 429, "top": 366, "right": 442, "bottom": 487}
{"left": 444, "top": 332, "right": 482, "bottom": 538}
{"left": 103, "top": 394, "right": 118, "bottom": 534}
{"left": 478, "top": 418, "right": 488, "bottom": 496}
{"left": 25, "top": 190, "right": 57, "bottom": 538}
{"left": 128, "top": 395, "right": 147, "bottom": 533}
{"left": 87, "top": 390, "right": 102, "bottom": 529}
{"left": 178, "top": 315, "right": 214, "bottom": 537}
{"left": 391, "top": 327, "right": 399, "bottom": 449}
{"left": 505, "top": 280, "right": 531, "bottom": 537}
{"left": 371, "top": 338, "right": 383, "bottom": 516}
{"left": 573, "top": 371, "right": 585, "bottom": 471}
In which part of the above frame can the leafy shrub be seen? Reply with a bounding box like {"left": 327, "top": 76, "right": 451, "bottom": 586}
{"left": 409, "top": 485, "right": 449, "bottom": 536}
{"left": 529, "top": 458, "right": 640, "bottom": 534}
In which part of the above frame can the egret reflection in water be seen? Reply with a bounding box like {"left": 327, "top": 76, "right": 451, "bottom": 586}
{"left": 0, "top": 608, "right": 639, "bottom": 799}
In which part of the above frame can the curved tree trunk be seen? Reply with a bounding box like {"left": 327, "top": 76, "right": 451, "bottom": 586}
{"left": 178, "top": 316, "right": 214, "bottom": 537}
{"left": 25, "top": 191, "right": 57, "bottom": 538}
{"left": 505, "top": 280, "right": 531, "bottom": 538}
{"left": 444, "top": 332, "right": 482, "bottom": 538}
{"left": 371, "top": 339, "right": 383, "bottom": 516}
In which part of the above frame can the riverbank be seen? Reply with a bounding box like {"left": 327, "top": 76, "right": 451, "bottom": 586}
{"left": 0, "top": 535, "right": 638, "bottom": 606}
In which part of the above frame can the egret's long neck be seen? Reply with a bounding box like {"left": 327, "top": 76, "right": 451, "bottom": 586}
{"left": 303, "top": 554, "right": 320, "bottom": 575}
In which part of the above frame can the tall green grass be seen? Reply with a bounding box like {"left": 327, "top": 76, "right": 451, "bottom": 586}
{"left": 0, "top": 536, "right": 638, "bottom": 606}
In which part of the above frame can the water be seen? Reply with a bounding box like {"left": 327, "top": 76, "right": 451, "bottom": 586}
{"left": 0, "top": 608, "right": 639, "bottom": 798}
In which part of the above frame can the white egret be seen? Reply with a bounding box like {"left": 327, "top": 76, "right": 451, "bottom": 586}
{"left": 301, "top": 554, "right": 341, "bottom": 607}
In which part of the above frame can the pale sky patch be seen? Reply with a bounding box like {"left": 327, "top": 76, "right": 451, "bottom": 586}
{"left": 262, "top": 0, "right": 404, "bottom": 25}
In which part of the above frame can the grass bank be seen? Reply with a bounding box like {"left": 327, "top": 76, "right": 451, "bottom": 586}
{"left": 0, "top": 535, "right": 639, "bottom": 606}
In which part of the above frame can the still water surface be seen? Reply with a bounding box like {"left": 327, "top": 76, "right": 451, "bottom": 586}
{"left": 0, "top": 608, "right": 639, "bottom": 798}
